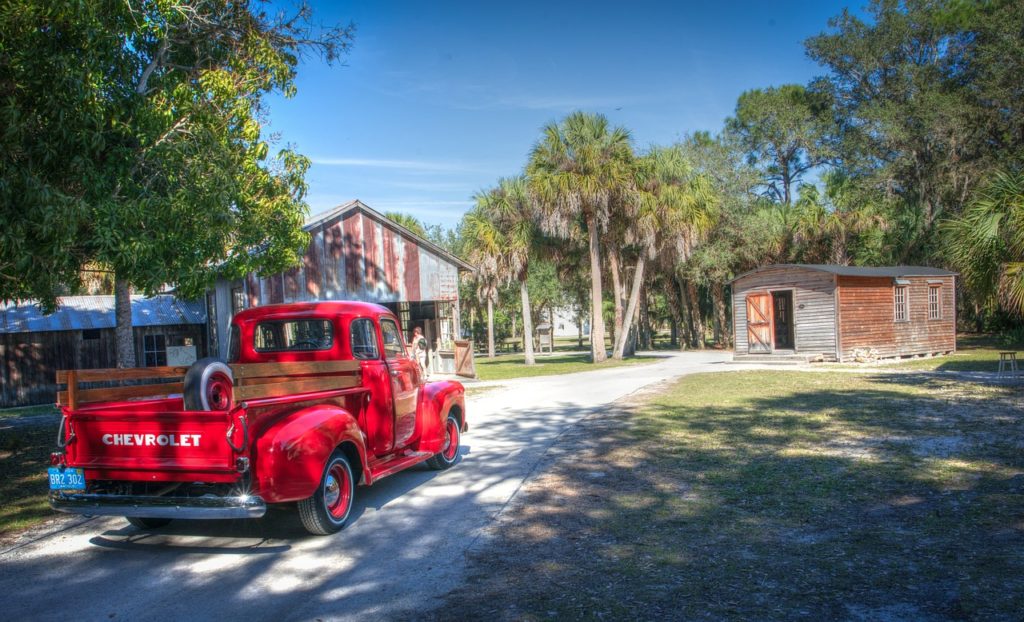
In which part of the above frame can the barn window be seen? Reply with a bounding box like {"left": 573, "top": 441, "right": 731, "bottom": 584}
{"left": 81, "top": 329, "right": 101, "bottom": 340}
{"left": 143, "top": 334, "right": 167, "bottom": 367}
{"left": 929, "top": 286, "right": 941, "bottom": 320}
{"left": 894, "top": 286, "right": 909, "bottom": 322}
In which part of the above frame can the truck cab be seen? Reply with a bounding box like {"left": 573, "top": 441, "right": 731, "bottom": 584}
{"left": 49, "top": 301, "right": 467, "bottom": 535}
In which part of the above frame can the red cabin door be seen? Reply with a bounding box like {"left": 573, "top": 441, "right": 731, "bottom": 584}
{"left": 746, "top": 292, "right": 773, "bottom": 354}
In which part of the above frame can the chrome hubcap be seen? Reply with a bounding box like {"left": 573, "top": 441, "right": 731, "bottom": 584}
{"left": 324, "top": 474, "right": 340, "bottom": 508}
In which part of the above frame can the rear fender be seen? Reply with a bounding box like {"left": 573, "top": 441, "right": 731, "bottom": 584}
{"left": 415, "top": 380, "right": 466, "bottom": 454}
{"left": 254, "top": 404, "right": 366, "bottom": 503}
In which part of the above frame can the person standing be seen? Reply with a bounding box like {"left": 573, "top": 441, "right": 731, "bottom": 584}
{"left": 410, "top": 326, "right": 428, "bottom": 378}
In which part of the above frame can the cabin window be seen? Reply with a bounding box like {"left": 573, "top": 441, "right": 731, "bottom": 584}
{"left": 894, "top": 286, "right": 909, "bottom": 322}
{"left": 81, "top": 329, "right": 101, "bottom": 340}
{"left": 350, "top": 319, "right": 380, "bottom": 360}
{"left": 929, "top": 286, "right": 941, "bottom": 320}
{"left": 231, "top": 287, "right": 246, "bottom": 317}
{"left": 380, "top": 318, "right": 405, "bottom": 359}
{"left": 254, "top": 319, "right": 333, "bottom": 352}
{"left": 143, "top": 334, "right": 167, "bottom": 367}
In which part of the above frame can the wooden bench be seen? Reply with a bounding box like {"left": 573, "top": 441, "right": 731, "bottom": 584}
{"left": 57, "top": 360, "right": 363, "bottom": 410}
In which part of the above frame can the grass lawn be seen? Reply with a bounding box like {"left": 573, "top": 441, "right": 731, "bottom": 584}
{"left": 863, "top": 333, "right": 1024, "bottom": 373}
{"left": 433, "top": 370, "right": 1024, "bottom": 620}
{"left": 473, "top": 352, "right": 659, "bottom": 382}
{"left": 0, "top": 418, "right": 59, "bottom": 537}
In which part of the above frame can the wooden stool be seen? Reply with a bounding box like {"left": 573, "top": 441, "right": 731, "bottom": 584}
{"left": 998, "top": 351, "right": 1018, "bottom": 376}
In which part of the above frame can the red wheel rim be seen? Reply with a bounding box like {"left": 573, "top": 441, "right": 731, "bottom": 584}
{"left": 442, "top": 418, "right": 459, "bottom": 461}
{"left": 206, "top": 373, "right": 233, "bottom": 411}
{"left": 324, "top": 461, "right": 352, "bottom": 520}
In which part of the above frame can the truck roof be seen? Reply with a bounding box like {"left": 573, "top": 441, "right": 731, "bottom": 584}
{"left": 232, "top": 301, "right": 394, "bottom": 323}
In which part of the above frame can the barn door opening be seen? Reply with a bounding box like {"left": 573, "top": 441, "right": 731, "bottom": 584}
{"left": 746, "top": 292, "right": 773, "bottom": 354}
{"left": 771, "top": 290, "right": 794, "bottom": 350}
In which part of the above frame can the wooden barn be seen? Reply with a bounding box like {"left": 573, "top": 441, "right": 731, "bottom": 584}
{"left": 207, "top": 200, "right": 474, "bottom": 371}
{"left": 0, "top": 295, "right": 207, "bottom": 407}
{"left": 731, "top": 264, "right": 956, "bottom": 362}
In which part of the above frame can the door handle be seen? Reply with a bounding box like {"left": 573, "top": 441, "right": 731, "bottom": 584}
{"left": 390, "top": 370, "right": 401, "bottom": 377}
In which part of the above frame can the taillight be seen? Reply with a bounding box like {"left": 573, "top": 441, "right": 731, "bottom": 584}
{"left": 50, "top": 452, "right": 65, "bottom": 466}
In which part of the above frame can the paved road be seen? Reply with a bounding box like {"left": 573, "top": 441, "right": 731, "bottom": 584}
{"left": 1, "top": 351, "right": 736, "bottom": 621}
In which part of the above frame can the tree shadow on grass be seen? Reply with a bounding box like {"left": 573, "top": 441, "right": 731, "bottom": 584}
{"left": 423, "top": 376, "right": 1024, "bottom": 621}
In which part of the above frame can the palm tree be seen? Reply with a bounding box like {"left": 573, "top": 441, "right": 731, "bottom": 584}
{"left": 527, "top": 111, "right": 634, "bottom": 363}
{"left": 462, "top": 203, "right": 503, "bottom": 358}
{"left": 612, "top": 145, "right": 717, "bottom": 359}
{"left": 478, "top": 177, "right": 539, "bottom": 365}
{"left": 944, "top": 171, "right": 1024, "bottom": 316}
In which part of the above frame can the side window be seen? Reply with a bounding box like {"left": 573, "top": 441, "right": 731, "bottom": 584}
{"left": 350, "top": 319, "right": 380, "bottom": 360}
{"left": 380, "top": 318, "right": 404, "bottom": 360}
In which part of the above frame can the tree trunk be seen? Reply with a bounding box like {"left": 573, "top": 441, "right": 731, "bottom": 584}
{"left": 675, "top": 276, "right": 693, "bottom": 350}
{"left": 614, "top": 255, "right": 645, "bottom": 359}
{"left": 685, "top": 280, "right": 705, "bottom": 349}
{"left": 712, "top": 282, "right": 730, "bottom": 348}
{"left": 520, "top": 278, "right": 535, "bottom": 365}
{"left": 486, "top": 296, "right": 495, "bottom": 358}
{"left": 639, "top": 290, "right": 651, "bottom": 350}
{"left": 114, "top": 277, "right": 136, "bottom": 368}
{"left": 608, "top": 247, "right": 625, "bottom": 356}
{"left": 587, "top": 218, "right": 607, "bottom": 363}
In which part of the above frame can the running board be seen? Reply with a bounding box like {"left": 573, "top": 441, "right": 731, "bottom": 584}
{"left": 365, "top": 451, "right": 433, "bottom": 485}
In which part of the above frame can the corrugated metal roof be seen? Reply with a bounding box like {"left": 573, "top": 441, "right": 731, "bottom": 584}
{"left": 0, "top": 295, "right": 206, "bottom": 334}
{"left": 731, "top": 264, "right": 957, "bottom": 283}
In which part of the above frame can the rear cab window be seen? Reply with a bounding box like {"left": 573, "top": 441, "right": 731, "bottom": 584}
{"left": 254, "top": 319, "right": 334, "bottom": 352}
{"left": 350, "top": 318, "right": 381, "bottom": 360}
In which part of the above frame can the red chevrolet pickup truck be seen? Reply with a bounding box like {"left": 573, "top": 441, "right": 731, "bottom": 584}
{"left": 47, "top": 301, "right": 466, "bottom": 535}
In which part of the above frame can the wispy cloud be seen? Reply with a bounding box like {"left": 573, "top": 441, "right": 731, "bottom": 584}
{"left": 310, "top": 157, "right": 481, "bottom": 173}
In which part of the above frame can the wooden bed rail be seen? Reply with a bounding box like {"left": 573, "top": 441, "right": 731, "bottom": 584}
{"left": 56, "top": 360, "right": 363, "bottom": 409}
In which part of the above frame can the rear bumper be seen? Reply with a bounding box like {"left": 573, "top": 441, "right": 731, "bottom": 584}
{"left": 49, "top": 491, "right": 267, "bottom": 520}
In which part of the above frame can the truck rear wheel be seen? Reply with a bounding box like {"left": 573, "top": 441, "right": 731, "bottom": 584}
{"left": 426, "top": 414, "right": 461, "bottom": 470}
{"left": 126, "top": 517, "right": 172, "bottom": 529}
{"left": 298, "top": 450, "right": 355, "bottom": 535}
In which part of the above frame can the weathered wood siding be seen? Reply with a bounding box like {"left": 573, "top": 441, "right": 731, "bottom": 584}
{"left": 242, "top": 210, "right": 458, "bottom": 307}
{"left": 732, "top": 267, "right": 838, "bottom": 359}
{"left": 0, "top": 325, "right": 207, "bottom": 408}
{"left": 837, "top": 275, "right": 955, "bottom": 360}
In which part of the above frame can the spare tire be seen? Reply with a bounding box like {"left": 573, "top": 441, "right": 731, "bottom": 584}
{"left": 183, "top": 357, "right": 234, "bottom": 411}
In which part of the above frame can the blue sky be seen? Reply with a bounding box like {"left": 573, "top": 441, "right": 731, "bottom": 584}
{"left": 265, "top": 1, "right": 858, "bottom": 230}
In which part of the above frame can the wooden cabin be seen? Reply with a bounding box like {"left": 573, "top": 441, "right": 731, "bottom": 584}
{"left": 731, "top": 265, "right": 956, "bottom": 362}
{"left": 0, "top": 295, "right": 208, "bottom": 407}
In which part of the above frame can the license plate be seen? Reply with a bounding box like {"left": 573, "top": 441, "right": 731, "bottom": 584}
{"left": 48, "top": 467, "right": 86, "bottom": 491}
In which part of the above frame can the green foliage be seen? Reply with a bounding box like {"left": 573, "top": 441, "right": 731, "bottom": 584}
{"left": 944, "top": 171, "right": 1024, "bottom": 316}
{"left": 383, "top": 211, "right": 428, "bottom": 238}
{"left": 727, "top": 84, "right": 831, "bottom": 205}
{"left": 0, "top": 1, "right": 353, "bottom": 308}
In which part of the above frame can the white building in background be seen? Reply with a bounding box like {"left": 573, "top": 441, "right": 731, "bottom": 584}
{"left": 551, "top": 306, "right": 588, "bottom": 338}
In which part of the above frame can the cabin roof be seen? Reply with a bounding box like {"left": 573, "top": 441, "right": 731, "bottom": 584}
{"left": 731, "top": 264, "right": 957, "bottom": 284}
{"left": 0, "top": 295, "right": 207, "bottom": 334}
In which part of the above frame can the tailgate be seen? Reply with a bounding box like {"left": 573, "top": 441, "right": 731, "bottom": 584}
{"left": 65, "top": 408, "right": 240, "bottom": 477}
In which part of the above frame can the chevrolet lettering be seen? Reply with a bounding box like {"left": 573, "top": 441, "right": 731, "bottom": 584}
{"left": 101, "top": 433, "right": 202, "bottom": 447}
{"left": 48, "top": 301, "right": 467, "bottom": 535}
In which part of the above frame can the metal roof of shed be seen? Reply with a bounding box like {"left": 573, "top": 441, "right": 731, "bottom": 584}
{"left": 0, "top": 295, "right": 206, "bottom": 334}
{"left": 731, "top": 264, "right": 957, "bottom": 283}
